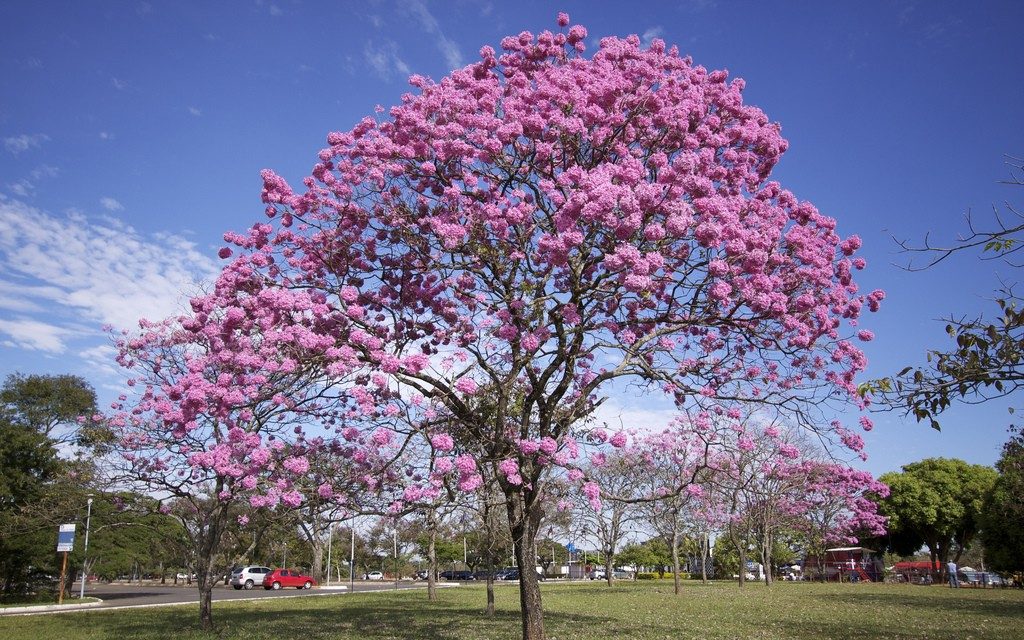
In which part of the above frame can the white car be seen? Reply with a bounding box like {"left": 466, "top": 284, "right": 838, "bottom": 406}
{"left": 364, "top": 571, "right": 385, "bottom": 581}
{"left": 231, "top": 566, "right": 272, "bottom": 590}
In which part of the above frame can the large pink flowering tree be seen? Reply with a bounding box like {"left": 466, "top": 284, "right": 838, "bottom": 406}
{"left": 133, "top": 14, "right": 882, "bottom": 638}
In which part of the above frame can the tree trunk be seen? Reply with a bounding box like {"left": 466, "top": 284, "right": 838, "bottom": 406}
{"left": 508, "top": 493, "right": 544, "bottom": 640}
{"left": 310, "top": 541, "right": 325, "bottom": 584}
{"left": 427, "top": 520, "right": 438, "bottom": 602}
{"left": 700, "top": 534, "right": 708, "bottom": 584}
{"left": 729, "top": 524, "right": 746, "bottom": 587}
{"left": 671, "top": 521, "right": 682, "bottom": 596}
{"left": 512, "top": 525, "right": 543, "bottom": 640}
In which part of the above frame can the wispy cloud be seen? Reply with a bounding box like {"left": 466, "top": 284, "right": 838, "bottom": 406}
{"left": 111, "top": 77, "right": 127, "bottom": 90}
{"left": 7, "top": 181, "right": 33, "bottom": 198}
{"left": 0, "top": 317, "right": 69, "bottom": 353}
{"left": 405, "top": 0, "right": 464, "bottom": 70}
{"left": 100, "top": 196, "right": 124, "bottom": 211}
{"left": 364, "top": 39, "right": 412, "bottom": 81}
{"left": 5, "top": 165, "right": 58, "bottom": 198}
{"left": 0, "top": 198, "right": 219, "bottom": 346}
{"left": 641, "top": 26, "right": 665, "bottom": 47}
{"left": 99, "top": 131, "right": 114, "bottom": 140}
{"left": 255, "top": 0, "right": 282, "bottom": 17}
{"left": 188, "top": 106, "right": 202, "bottom": 117}
{"left": 4, "top": 133, "right": 48, "bottom": 155}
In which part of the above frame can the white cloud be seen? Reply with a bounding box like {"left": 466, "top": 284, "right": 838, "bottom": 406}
{"left": 79, "top": 343, "right": 121, "bottom": 377}
{"left": 8, "top": 180, "right": 32, "bottom": 197}
{"left": 100, "top": 196, "right": 124, "bottom": 211}
{"left": 0, "top": 318, "right": 69, "bottom": 353}
{"left": 188, "top": 106, "right": 202, "bottom": 117}
{"left": 30, "top": 165, "right": 59, "bottom": 180}
{"left": 641, "top": 26, "right": 665, "bottom": 47}
{"left": 4, "top": 133, "right": 48, "bottom": 155}
{"left": 111, "top": 77, "right": 127, "bottom": 90}
{"left": 99, "top": 131, "right": 114, "bottom": 140}
{"left": 364, "top": 40, "right": 412, "bottom": 81}
{"left": 255, "top": 0, "right": 282, "bottom": 16}
{"left": 405, "top": 0, "right": 464, "bottom": 70}
{"left": 5, "top": 165, "right": 58, "bottom": 197}
{"left": 591, "top": 398, "right": 677, "bottom": 433}
{"left": 0, "top": 198, "right": 219, "bottom": 346}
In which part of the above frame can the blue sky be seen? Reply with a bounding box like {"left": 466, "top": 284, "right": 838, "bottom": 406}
{"left": 1, "top": 0, "right": 1022, "bottom": 478}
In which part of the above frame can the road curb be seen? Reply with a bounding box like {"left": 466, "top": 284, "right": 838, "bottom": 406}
{"left": 0, "top": 599, "right": 104, "bottom": 615}
{"left": 0, "top": 583, "right": 460, "bottom": 616}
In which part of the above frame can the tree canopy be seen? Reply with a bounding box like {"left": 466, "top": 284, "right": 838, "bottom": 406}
{"left": 878, "top": 458, "right": 997, "bottom": 570}
{"left": 109, "top": 13, "right": 881, "bottom": 638}
{"left": 980, "top": 427, "right": 1024, "bottom": 570}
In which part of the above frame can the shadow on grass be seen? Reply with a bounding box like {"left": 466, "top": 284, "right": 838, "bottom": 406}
{"left": 96, "top": 592, "right": 618, "bottom": 640}
{"left": 816, "top": 589, "right": 1024, "bottom": 621}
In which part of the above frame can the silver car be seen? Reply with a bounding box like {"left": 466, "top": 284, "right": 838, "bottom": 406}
{"left": 231, "top": 566, "right": 272, "bottom": 590}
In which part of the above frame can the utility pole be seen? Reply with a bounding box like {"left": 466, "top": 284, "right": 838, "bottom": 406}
{"left": 350, "top": 524, "right": 356, "bottom": 590}
{"left": 393, "top": 527, "right": 399, "bottom": 590}
{"left": 79, "top": 496, "right": 93, "bottom": 600}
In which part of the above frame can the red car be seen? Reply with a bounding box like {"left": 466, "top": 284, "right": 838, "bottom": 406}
{"left": 262, "top": 568, "right": 316, "bottom": 590}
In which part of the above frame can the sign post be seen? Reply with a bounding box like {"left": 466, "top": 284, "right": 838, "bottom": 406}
{"left": 56, "top": 524, "right": 76, "bottom": 604}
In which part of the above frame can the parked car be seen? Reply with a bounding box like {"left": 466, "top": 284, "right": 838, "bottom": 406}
{"left": 496, "top": 568, "right": 520, "bottom": 581}
{"left": 364, "top": 571, "right": 385, "bottom": 581}
{"left": 588, "top": 569, "right": 606, "bottom": 580}
{"left": 262, "top": 569, "right": 316, "bottom": 590}
{"left": 231, "top": 565, "right": 272, "bottom": 590}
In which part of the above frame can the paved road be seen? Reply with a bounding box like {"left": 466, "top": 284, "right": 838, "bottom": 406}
{"left": 3, "top": 581, "right": 443, "bottom": 614}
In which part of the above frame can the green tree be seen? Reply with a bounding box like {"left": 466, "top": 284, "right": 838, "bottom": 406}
{"left": 0, "top": 373, "right": 99, "bottom": 595}
{"left": 878, "top": 458, "right": 997, "bottom": 578}
{"left": 0, "top": 373, "right": 97, "bottom": 444}
{"left": 980, "top": 428, "right": 1024, "bottom": 570}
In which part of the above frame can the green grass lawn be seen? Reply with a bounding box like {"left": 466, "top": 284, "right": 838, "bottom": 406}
{"left": 1, "top": 581, "right": 1022, "bottom": 640}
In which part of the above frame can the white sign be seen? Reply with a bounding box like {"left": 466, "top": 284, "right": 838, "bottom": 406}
{"left": 57, "top": 523, "right": 76, "bottom": 552}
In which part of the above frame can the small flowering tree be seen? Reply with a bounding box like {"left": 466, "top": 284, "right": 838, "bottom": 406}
{"left": 795, "top": 461, "right": 888, "bottom": 580}
{"left": 108, "top": 284, "right": 395, "bottom": 628}
{"left": 570, "top": 452, "right": 646, "bottom": 586}
{"left": 135, "top": 13, "right": 883, "bottom": 639}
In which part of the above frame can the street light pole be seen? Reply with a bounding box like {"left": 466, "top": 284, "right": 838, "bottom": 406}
{"left": 79, "top": 496, "right": 93, "bottom": 600}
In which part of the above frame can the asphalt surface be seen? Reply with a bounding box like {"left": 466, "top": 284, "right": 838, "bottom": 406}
{"left": 2, "top": 580, "right": 441, "bottom": 614}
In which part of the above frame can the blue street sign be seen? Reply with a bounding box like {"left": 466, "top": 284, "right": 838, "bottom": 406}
{"left": 567, "top": 542, "right": 576, "bottom": 553}
{"left": 57, "top": 524, "right": 75, "bottom": 552}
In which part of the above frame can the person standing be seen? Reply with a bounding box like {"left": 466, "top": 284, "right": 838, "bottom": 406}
{"left": 947, "top": 561, "right": 959, "bottom": 588}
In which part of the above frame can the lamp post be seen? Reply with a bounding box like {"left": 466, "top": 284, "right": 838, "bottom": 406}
{"left": 79, "top": 496, "right": 93, "bottom": 600}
